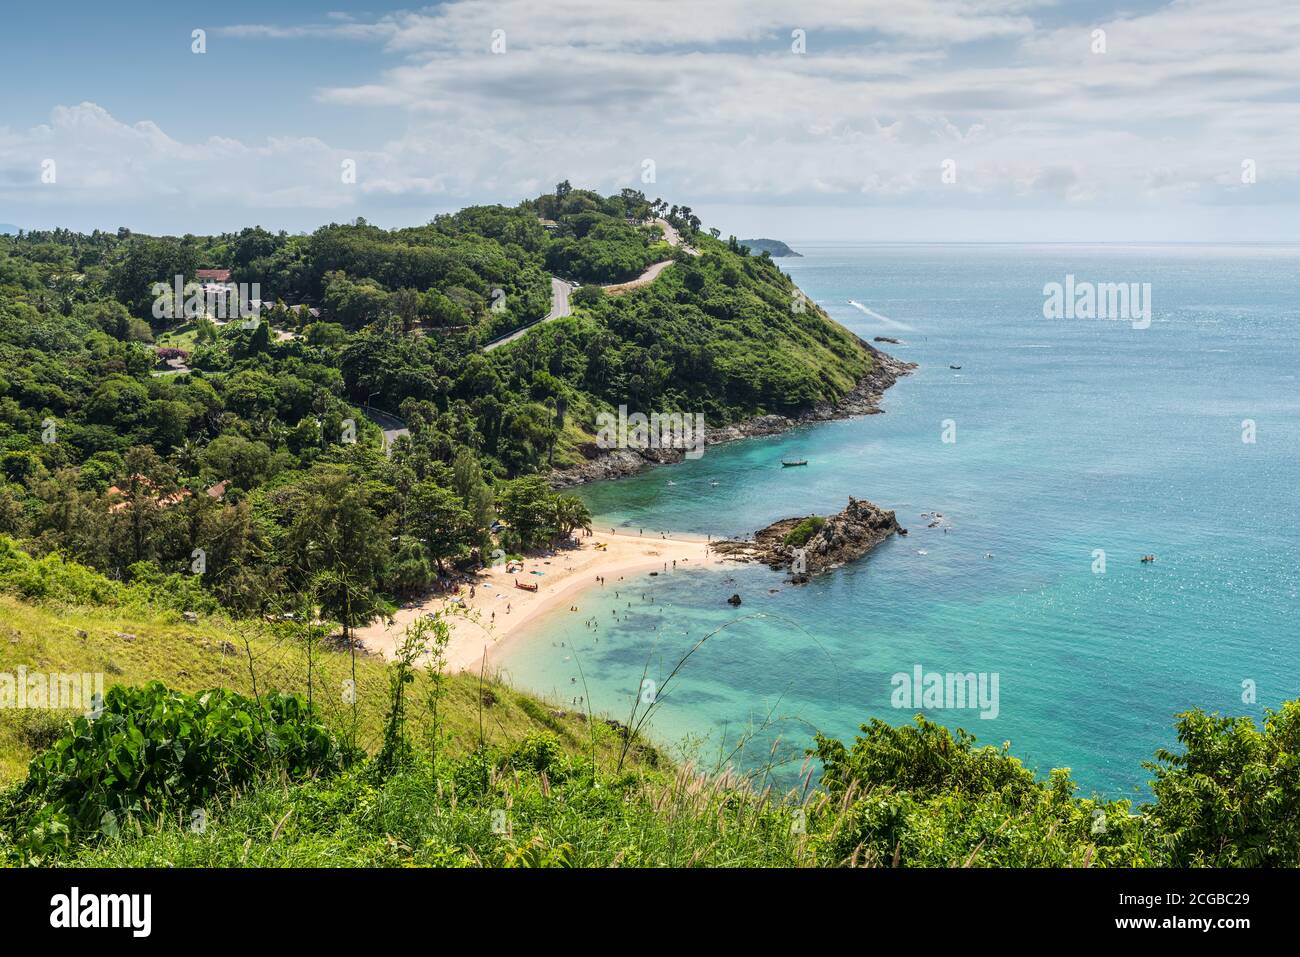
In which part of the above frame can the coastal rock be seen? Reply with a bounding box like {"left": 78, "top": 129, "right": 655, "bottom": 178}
{"left": 550, "top": 344, "right": 916, "bottom": 487}
{"left": 712, "top": 496, "right": 904, "bottom": 581}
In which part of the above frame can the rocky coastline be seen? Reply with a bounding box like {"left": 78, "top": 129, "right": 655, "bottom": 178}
{"left": 550, "top": 343, "right": 916, "bottom": 487}
{"left": 711, "top": 496, "right": 905, "bottom": 583}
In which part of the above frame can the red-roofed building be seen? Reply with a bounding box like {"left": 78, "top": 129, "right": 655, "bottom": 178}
{"left": 196, "top": 268, "right": 232, "bottom": 282}
{"left": 106, "top": 477, "right": 191, "bottom": 513}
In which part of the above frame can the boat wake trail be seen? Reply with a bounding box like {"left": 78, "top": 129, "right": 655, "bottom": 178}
{"left": 847, "top": 300, "right": 915, "bottom": 332}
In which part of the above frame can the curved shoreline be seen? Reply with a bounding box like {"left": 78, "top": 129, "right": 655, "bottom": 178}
{"left": 356, "top": 529, "right": 729, "bottom": 672}
{"left": 359, "top": 344, "right": 915, "bottom": 670}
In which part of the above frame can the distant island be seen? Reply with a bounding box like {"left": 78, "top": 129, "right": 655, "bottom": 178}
{"left": 739, "top": 237, "right": 801, "bottom": 257}
{"left": 0, "top": 224, "right": 19, "bottom": 235}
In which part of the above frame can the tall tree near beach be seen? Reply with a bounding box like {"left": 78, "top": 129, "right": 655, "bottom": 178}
{"left": 451, "top": 448, "right": 494, "bottom": 551}
{"left": 552, "top": 495, "right": 592, "bottom": 540}
{"left": 496, "top": 475, "right": 555, "bottom": 550}
{"left": 281, "top": 471, "right": 391, "bottom": 646}
{"left": 409, "top": 481, "right": 474, "bottom": 571}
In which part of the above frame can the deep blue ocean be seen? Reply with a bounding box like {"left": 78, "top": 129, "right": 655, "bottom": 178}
{"left": 500, "top": 244, "right": 1300, "bottom": 799}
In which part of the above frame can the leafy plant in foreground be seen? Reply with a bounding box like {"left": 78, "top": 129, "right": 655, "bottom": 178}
{"left": 0, "top": 681, "right": 348, "bottom": 862}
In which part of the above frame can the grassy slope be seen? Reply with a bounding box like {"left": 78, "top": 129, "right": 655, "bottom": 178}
{"left": 2, "top": 591, "right": 810, "bottom": 868}
{"left": 0, "top": 594, "right": 647, "bottom": 784}
{"left": 63, "top": 758, "right": 804, "bottom": 867}
{"left": 6, "top": 591, "right": 1286, "bottom": 868}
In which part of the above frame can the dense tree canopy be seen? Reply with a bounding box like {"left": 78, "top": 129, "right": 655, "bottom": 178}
{"left": 0, "top": 186, "right": 873, "bottom": 636}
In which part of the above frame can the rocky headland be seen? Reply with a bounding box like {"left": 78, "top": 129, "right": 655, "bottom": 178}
{"left": 551, "top": 344, "right": 915, "bottom": 487}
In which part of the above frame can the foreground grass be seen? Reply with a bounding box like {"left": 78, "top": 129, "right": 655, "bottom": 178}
{"left": 66, "top": 757, "right": 808, "bottom": 868}
{"left": 5, "top": 586, "right": 1297, "bottom": 868}
{"left": 0, "top": 595, "right": 651, "bottom": 783}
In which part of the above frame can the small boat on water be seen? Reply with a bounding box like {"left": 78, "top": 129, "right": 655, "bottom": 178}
{"left": 782, "top": 459, "right": 808, "bottom": 467}
{"left": 950, "top": 364, "right": 962, "bottom": 370}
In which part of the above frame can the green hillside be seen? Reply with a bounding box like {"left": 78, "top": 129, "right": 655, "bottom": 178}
{"left": 0, "top": 185, "right": 870, "bottom": 626}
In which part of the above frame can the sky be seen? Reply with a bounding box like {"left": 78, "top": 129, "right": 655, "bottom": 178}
{"left": 2, "top": 0, "right": 1299, "bottom": 241}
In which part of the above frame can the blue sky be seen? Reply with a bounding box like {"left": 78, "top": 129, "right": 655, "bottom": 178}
{"left": 3, "top": 0, "right": 1298, "bottom": 240}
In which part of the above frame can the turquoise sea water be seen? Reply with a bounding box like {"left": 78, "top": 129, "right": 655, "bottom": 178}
{"left": 500, "top": 244, "right": 1300, "bottom": 799}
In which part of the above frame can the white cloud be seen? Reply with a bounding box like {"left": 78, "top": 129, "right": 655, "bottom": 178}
{"left": 5, "top": 0, "right": 1300, "bottom": 236}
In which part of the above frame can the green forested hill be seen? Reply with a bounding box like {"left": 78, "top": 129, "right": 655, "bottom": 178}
{"left": 0, "top": 185, "right": 870, "bottom": 624}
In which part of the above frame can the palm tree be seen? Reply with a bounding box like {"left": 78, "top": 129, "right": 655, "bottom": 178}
{"left": 551, "top": 495, "right": 592, "bottom": 541}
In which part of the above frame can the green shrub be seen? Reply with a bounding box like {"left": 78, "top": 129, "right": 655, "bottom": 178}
{"left": 509, "top": 732, "right": 564, "bottom": 775}
{"left": 0, "top": 536, "right": 219, "bottom": 614}
{"left": 1, "top": 682, "right": 348, "bottom": 862}
{"left": 1144, "top": 701, "right": 1300, "bottom": 866}
{"left": 783, "top": 516, "right": 825, "bottom": 547}
{"left": 450, "top": 746, "right": 501, "bottom": 800}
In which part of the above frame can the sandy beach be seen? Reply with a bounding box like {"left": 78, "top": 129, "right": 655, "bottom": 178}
{"left": 356, "top": 529, "right": 728, "bottom": 672}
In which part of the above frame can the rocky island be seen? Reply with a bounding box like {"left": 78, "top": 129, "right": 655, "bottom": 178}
{"left": 712, "top": 497, "right": 906, "bottom": 583}
{"left": 739, "top": 238, "right": 801, "bottom": 257}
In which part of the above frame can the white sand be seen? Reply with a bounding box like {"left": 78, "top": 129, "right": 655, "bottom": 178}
{"left": 356, "top": 529, "right": 727, "bottom": 672}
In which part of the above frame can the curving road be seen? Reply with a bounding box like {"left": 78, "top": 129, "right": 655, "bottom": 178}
{"left": 481, "top": 219, "right": 700, "bottom": 352}
{"left": 654, "top": 217, "right": 699, "bottom": 256}
{"left": 483, "top": 277, "right": 571, "bottom": 352}
{"left": 601, "top": 258, "right": 677, "bottom": 296}
{"left": 362, "top": 407, "right": 410, "bottom": 453}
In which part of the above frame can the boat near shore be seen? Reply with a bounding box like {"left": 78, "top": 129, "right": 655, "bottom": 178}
{"left": 782, "top": 459, "right": 808, "bottom": 467}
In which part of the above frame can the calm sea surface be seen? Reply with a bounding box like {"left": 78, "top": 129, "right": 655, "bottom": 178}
{"left": 500, "top": 244, "right": 1300, "bottom": 798}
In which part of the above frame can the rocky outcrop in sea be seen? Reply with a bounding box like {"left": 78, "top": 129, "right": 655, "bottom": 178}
{"left": 711, "top": 497, "right": 905, "bottom": 582}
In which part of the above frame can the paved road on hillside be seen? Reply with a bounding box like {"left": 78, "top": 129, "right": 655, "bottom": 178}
{"left": 362, "top": 407, "right": 410, "bottom": 453}
{"left": 483, "top": 277, "right": 571, "bottom": 352}
{"left": 482, "top": 219, "right": 700, "bottom": 351}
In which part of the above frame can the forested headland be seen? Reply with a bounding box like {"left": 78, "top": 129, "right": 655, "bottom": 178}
{"left": 0, "top": 184, "right": 869, "bottom": 626}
